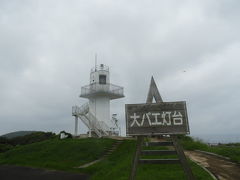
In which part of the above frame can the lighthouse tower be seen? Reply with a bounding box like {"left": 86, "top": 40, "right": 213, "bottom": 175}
{"left": 72, "top": 64, "right": 124, "bottom": 137}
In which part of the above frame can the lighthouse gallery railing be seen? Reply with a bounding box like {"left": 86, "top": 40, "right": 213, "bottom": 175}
{"left": 80, "top": 83, "right": 124, "bottom": 97}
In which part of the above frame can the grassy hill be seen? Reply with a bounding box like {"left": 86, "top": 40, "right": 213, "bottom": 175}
{"left": 0, "top": 131, "right": 56, "bottom": 153}
{"left": 0, "top": 138, "right": 114, "bottom": 170}
{"left": 1, "top": 131, "right": 39, "bottom": 139}
{"left": 0, "top": 137, "right": 214, "bottom": 179}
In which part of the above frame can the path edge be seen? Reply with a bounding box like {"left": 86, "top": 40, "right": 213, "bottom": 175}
{"left": 195, "top": 150, "right": 240, "bottom": 165}
{"left": 186, "top": 154, "right": 218, "bottom": 180}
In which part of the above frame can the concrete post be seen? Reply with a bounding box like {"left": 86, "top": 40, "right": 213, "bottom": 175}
{"left": 74, "top": 116, "right": 78, "bottom": 136}
{"left": 89, "top": 129, "right": 92, "bottom": 137}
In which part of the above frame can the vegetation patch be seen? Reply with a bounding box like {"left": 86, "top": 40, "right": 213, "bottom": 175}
{"left": 136, "top": 160, "right": 213, "bottom": 180}
{"left": 1, "top": 131, "right": 39, "bottom": 139}
{"left": 0, "top": 143, "right": 14, "bottom": 153}
{"left": 180, "top": 135, "right": 240, "bottom": 163}
{"left": 0, "top": 137, "right": 214, "bottom": 179}
{"left": 79, "top": 140, "right": 136, "bottom": 180}
{"left": 0, "top": 138, "right": 114, "bottom": 171}
{"left": 0, "top": 131, "right": 56, "bottom": 153}
{"left": 79, "top": 139, "right": 213, "bottom": 180}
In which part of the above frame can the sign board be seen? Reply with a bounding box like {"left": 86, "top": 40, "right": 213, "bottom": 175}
{"left": 126, "top": 101, "right": 189, "bottom": 136}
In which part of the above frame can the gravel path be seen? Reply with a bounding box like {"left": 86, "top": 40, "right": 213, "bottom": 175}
{"left": 0, "top": 165, "right": 89, "bottom": 180}
{"left": 185, "top": 150, "right": 240, "bottom": 180}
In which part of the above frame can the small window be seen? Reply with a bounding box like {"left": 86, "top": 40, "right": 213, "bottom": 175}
{"left": 99, "top": 75, "right": 106, "bottom": 84}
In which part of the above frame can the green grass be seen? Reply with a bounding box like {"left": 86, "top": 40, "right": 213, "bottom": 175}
{"left": 136, "top": 160, "right": 213, "bottom": 180}
{"left": 180, "top": 136, "right": 209, "bottom": 151}
{"left": 80, "top": 140, "right": 136, "bottom": 180}
{"left": 180, "top": 136, "right": 240, "bottom": 163}
{"left": 206, "top": 145, "right": 240, "bottom": 162}
{"left": 0, "top": 143, "right": 14, "bottom": 153}
{"left": 0, "top": 138, "right": 114, "bottom": 171}
{"left": 79, "top": 140, "right": 213, "bottom": 180}
{"left": 0, "top": 137, "right": 214, "bottom": 179}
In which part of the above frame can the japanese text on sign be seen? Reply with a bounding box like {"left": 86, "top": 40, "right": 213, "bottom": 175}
{"left": 130, "top": 111, "right": 183, "bottom": 127}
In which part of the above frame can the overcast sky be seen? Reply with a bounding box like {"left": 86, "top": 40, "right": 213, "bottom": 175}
{"left": 1, "top": 0, "right": 240, "bottom": 140}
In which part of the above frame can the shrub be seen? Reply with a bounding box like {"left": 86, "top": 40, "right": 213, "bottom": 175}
{"left": 10, "top": 132, "right": 56, "bottom": 146}
{"left": 0, "top": 137, "right": 11, "bottom": 144}
{"left": 179, "top": 135, "right": 209, "bottom": 151}
{"left": 0, "top": 143, "right": 13, "bottom": 153}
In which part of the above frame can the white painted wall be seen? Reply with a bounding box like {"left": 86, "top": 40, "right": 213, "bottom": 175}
{"left": 88, "top": 65, "right": 111, "bottom": 128}
{"left": 90, "top": 70, "right": 110, "bottom": 84}
{"left": 89, "top": 96, "right": 111, "bottom": 128}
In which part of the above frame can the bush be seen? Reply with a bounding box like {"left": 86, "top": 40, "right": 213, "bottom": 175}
{"left": 0, "top": 132, "right": 57, "bottom": 153}
{"left": 0, "top": 137, "right": 11, "bottom": 144}
{"left": 0, "top": 143, "right": 13, "bottom": 153}
{"left": 10, "top": 132, "right": 56, "bottom": 146}
{"left": 179, "top": 135, "right": 209, "bottom": 151}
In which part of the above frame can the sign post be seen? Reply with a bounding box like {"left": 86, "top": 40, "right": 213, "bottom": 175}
{"left": 128, "top": 77, "right": 195, "bottom": 180}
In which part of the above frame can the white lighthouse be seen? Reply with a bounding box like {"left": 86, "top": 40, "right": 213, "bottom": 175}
{"left": 72, "top": 64, "right": 124, "bottom": 137}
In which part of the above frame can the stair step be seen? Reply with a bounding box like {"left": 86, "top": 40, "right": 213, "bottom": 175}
{"left": 107, "top": 150, "right": 114, "bottom": 152}
{"left": 139, "top": 159, "right": 180, "bottom": 164}
{"left": 145, "top": 142, "right": 173, "bottom": 146}
{"left": 141, "top": 150, "right": 177, "bottom": 155}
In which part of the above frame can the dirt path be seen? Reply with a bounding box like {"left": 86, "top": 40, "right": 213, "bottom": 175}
{"left": 185, "top": 151, "right": 240, "bottom": 180}
{"left": 0, "top": 165, "right": 89, "bottom": 180}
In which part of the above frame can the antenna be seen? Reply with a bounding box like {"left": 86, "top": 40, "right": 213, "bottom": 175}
{"left": 95, "top": 53, "right": 97, "bottom": 71}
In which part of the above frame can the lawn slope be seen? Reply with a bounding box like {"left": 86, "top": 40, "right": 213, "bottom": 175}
{"left": 0, "top": 137, "right": 214, "bottom": 179}
{"left": 80, "top": 139, "right": 213, "bottom": 180}
{"left": 0, "top": 138, "right": 114, "bottom": 171}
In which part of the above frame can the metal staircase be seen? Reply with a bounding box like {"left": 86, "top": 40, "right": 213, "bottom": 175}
{"left": 72, "top": 103, "right": 110, "bottom": 137}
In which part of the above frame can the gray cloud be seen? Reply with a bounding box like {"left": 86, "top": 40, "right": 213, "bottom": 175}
{"left": 1, "top": 0, "right": 240, "bottom": 140}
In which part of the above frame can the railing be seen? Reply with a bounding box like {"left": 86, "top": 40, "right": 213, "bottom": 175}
{"left": 72, "top": 103, "right": 89, "bottom": 116}
{"left": 88, "top": 111, "right": 109, "bottom": 136}
{"left": 72, "top": 103, "right": 110, "bottom": 137}
{"left": 79, "top": 115, "right": 91, "bottom": 131}
{"left": 81, "top": 83, "right": 124, "bottom": 97}
{"left": 91, "top": 64, "right": 109, "bottom": 73}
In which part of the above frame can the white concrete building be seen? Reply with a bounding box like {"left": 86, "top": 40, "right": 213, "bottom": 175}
{"left": 72, "top": 64, "right": 124, "bottom": 137}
